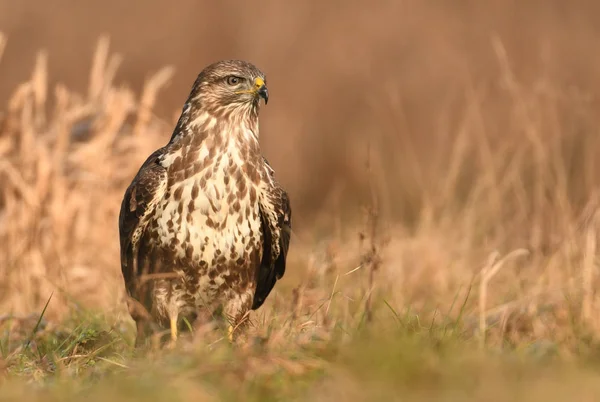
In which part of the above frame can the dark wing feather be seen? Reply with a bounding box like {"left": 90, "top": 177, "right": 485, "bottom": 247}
{"left": 252, "top": 161, "right": 292, "bottom": 310}
{"left": 118, "top": 148, "right": 167, "bottom": 297}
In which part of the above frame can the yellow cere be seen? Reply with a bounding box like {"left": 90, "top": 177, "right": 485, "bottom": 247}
{"left": 254, "top": 77, "right": 265, "bottom": 91}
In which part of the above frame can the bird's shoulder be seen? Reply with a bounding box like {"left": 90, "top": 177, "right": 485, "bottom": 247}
{"left": 260, "top": 156, "right": 291, "bottom": 216}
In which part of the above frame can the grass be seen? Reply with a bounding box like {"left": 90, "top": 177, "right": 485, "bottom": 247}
{"left": 3, "top": 15, "right": 600, "bottom": 400}
{"left": 3, "top": 303, "right": 600, "bottom": 401}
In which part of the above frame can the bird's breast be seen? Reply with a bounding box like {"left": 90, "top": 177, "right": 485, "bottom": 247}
{"left": 152, "top": 147, "right": 263, "bottom": 266}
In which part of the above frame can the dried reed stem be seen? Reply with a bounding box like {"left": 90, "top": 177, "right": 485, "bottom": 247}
{"left": 361, "top": 142, "right": 383, "bottom": 323}
{"left": 32, "top": 50, "right": 48, "bottom": 128}
{"left": 478, "top": 249, "right": 530, "bottom": 349}
{"left": 88, "top": 35, "right": 111, "bottom": 102}
{"left": 0, "top": 32, "right": 6, "bottom": 64}
{"left": 582, "top": 209, "right": 598, "bottom": 326}
{"left": 134, "top": 66, "right": 175, "bottom": 136}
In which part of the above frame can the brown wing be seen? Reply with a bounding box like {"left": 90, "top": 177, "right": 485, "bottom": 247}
{"left": 118, "top": 148, "right": 168, "bottom": 297}
{"left": 252, "top": 160, "right": 292, "bottom": 310}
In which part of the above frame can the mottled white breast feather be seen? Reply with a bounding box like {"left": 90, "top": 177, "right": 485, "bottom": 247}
{"left": 154, "top": 130, "right": 262, "bottom": 264}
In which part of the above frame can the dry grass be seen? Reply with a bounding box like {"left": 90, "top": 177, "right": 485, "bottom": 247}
{"left": 2, "top": 2, "right": 600, "bottom": 399}
{"left": 0, "top": 34, "right": 172, "bottom": 321}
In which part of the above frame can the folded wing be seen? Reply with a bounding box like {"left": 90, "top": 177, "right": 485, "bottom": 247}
{"left": 252, "top": 159, "right": 292, "bottom": 310}
{"left": 118, "top": 148, "right": 168, "bottom": 297}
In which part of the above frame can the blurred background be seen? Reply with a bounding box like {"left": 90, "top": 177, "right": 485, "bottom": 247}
{"left": 2, "top": 0, "right": 598, "bottom": 225}
{"left": 2, "top": 0, "right": 600, "bottom": 335}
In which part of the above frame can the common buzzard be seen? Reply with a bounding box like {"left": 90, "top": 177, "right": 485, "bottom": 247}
{"left": 118, "top": 60, "right": 291, "bottom": 346}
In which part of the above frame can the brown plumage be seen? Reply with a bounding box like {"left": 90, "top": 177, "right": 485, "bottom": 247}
{"left": 118, "top": 60, "right": 291, "bottom": 346}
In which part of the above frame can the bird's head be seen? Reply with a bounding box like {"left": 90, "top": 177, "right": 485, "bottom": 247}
{"left": 191, "top": 60, "right": 269, "bottom": 117}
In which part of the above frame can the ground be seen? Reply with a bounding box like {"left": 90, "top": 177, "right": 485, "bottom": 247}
{"left": 3, "top": 296, "right": 600, "bottom": 401}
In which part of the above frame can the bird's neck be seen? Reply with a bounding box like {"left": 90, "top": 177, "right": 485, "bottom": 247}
{"left": 167, "top": 101, "right": 261, "bottom": 157}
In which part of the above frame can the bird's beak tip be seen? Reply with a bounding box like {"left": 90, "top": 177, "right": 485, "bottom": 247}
{"left": 258, "top": 85, "right": 269, "bottom": 105}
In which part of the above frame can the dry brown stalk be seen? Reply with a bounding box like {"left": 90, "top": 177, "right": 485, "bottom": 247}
{"left": 134, "top": 66, "right": 175, "bottom": 136}
{"left": 582, "top": 208, "right": 598, "bottom": 328}
{"left": 478, "top": 249, "right": 530, "bottom": 349}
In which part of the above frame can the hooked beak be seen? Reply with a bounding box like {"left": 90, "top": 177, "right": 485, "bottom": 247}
{"left": 254, "top": 77, "right": 269, "bottom": 105}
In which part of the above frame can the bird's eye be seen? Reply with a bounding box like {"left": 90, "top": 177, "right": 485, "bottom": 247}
{"left": 226, "top": 76, "right": 241, "bottom": 86}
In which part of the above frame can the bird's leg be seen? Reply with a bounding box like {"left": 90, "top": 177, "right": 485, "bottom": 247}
{"left": 167, "top": 308, "right": 179, "bottom": 349}
{"left": 227, "top": 324, "right": 234, "bottom": 343}
{"left": 170, "top": 316, "right": 178, "bottom": 342}
{"left": 223, "top": 302, "right": 242, "bottom": 343}
{"left": 223, "top": 297, "right": 252, "bottom": 343}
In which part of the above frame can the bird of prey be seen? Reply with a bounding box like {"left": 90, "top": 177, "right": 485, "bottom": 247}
{"left": 118, "top": 60, "right": 291, "bottom": 347}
